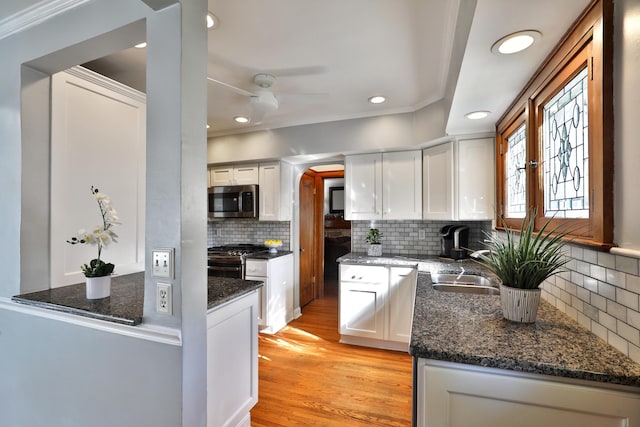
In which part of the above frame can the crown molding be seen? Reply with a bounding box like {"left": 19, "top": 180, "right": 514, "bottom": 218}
{"left": 0, "top": 0, "right": 90, "bottom": 41}
{"left": 66, "top": 65, "right": 147, "bottom": 104}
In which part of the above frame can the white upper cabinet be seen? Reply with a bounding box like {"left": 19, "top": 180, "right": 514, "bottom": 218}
{"left": 457, "top": 138, "right": 495, "bottom": 220}
{"left": 423, "top": 138, "right": 494, "bottom": 221}
{"left": 345, "top": 153, "right": 383, "bottom": 220}
{"left": 258, "top": 161, "right": 292, "bottom": 221}
{"left": 345, "top": 151, "right": 422, "bottom": 220}
{"left": 383, "top": 151, "right": 422, "bottom": 220}
{"left": 209, "top": 164, "right": 259, "bottom": 186}
{"left": 422, "top": 143, "right": 454, "bottom": 220}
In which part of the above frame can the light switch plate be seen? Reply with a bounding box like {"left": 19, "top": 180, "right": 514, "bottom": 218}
{"left": 152, "top": 248, "right": 174, "bottom": 279}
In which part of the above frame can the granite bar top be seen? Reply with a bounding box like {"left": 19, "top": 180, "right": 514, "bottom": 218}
{"left": 245, "top": 250, "right": 293, "bottom": 260}
{"left": 12, "top": 272, "right": 145, "bottom": 326}
{"left": 12, "top": 273, "right": 264, "bottom": 326}
{"left": 338, "top": 253, "right": 640, "bottom": 388}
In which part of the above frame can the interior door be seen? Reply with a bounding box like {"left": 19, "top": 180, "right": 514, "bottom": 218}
{"left": 299, "top": 171, "right": 316, "bottom": 307}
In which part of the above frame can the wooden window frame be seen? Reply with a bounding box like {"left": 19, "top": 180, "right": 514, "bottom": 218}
{"left": 495, "top": 0, "right": 613, "bottom": 250}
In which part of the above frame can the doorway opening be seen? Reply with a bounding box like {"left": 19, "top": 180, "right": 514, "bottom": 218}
{"left": 298, "top": 164, "right": 350, "bottom": 308}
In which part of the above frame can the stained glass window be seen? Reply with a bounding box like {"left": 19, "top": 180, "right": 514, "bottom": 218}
{"left": 542, "top": 67, "right": 589, "bottom": 218}
{"left": 505, "top": 123, "right": 527, "bottom": 218}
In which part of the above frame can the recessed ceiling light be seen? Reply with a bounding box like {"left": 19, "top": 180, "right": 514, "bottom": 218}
{"left": 206, "top": 124, "right": 210, "bottom": 129}
{"left": 465, "top": 111, "right": 491, "bottom": 120}
{"left": 491, "top": 30, "right": 541, "bottom": 55}
{"left": 207, "top": 13, "right": 218, "bottom": 29}
{"left": 368, "top": 95, "right": 386, "bottom": 104}
{"left": 234, "top": 116, "right": 249, "bottom": 124}
{"left": 134, "top": 42, "right": 147, "bottom": 49}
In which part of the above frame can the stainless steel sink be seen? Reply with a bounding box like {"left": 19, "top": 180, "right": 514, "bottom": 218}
{"left": 431, "top": 273, "right": 500, "bottom": 295}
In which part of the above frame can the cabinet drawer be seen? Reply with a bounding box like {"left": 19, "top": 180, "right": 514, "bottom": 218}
{"left": 340, "top": 265, "right": 387, "bottom": 283}
{"left": 245, "top": 260, "right": 267, "bottom": 277}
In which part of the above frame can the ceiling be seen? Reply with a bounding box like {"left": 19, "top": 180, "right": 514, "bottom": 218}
{"left": 4, "top": 0, "right": 591, "bottom": 138}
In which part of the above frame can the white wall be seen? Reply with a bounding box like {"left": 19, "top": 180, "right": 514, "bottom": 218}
{"left": 207, "top": 109, "right": 437, "bottom": 165}
{"left": 614, "top": 0, "right": 640, "bottom": 252}
{"left": 0, "top": 0, "right": 209, "bottom": 426}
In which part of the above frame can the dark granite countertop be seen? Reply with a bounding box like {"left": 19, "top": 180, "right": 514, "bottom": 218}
{"left": 12, "top": 272, "right": 145, "bottom": 326}
{"left": 338, "top": 253, "right": 640, "bottom": 388}
{"left": 12, "top": 272, "right": 263, "bottom": 326}
{"left": 245, "top": 250, "right": 293, "bottom": 260}
{"left": 207, "top": 276, "right": 263, "bottom": 310}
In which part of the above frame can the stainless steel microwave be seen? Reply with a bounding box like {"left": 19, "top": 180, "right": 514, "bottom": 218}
{"left": 208, "top": 184, "right": 259, "bottom": 218}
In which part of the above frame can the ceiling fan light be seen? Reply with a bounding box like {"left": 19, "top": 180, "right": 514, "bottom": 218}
{"left": 368, "top": 95, "right": 386, "bottom": 104}
{"left": 234, "top": 116, "right": 249, "bottom": 124}
{"left": 465, "top": 111, "right": 491, "bottom": 120}
{"left": 491, "top": 30, "right": 541, "bottom": 55}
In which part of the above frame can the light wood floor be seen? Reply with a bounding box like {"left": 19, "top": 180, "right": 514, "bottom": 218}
{"left": 251, "top": 281, "right": 413, "bottom": 426}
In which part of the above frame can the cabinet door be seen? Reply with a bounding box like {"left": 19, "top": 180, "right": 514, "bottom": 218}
{"left": 417, "top": 360, "right": 640, "bottom": 427}
{"left": 234, "top": 164, "right": 259, "bottom": 185}
{"left": 457, "top": 138, "right": 495, "bottom": 220}
{"left": 387, "top": 267, "right": 417, "bottom": 344}
{"left": 383, "top": 151, "right": 422, "bottom": 219}
{"left": 207, "top": 291, "right": 259, "bottom": 427}
{"left": 344, "top": 153, "right": 383, "bottom": 220}
{"left": 210, "top": 166, "right": 234, "bottom": 186}
{"left": 258, "top": 162, "right": 292, "bottom": 221}
{"left": 423, "top": 142, "right": 454, "bottom": 220}
{"left": 339, "top": 265, "right": 388, "bottom": 340}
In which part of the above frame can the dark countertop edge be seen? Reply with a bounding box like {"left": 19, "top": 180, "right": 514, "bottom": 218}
{"left": 207, "top": 280, "right": 263, "bottom": 310}
{"left": 10, "top": 296, "right": 139, "bottom": 326}
{"left": 245, "top": 250, "right": 293, "bottom": 260}
{"left": 411, "top": 349, "right": 640, "bottom": 388}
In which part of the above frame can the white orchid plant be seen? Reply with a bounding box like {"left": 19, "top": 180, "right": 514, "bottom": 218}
{"left": 67, "top": 186, "right": 121, "bottom": 277}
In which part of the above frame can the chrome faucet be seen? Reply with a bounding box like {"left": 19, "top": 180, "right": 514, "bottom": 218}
{"left": 469, "top": 249, "right": 492, "bottom": 259}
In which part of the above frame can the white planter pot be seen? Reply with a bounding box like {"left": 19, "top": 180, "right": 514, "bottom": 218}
{"left": 86, "top": 275, "right": 112, "bottom": 299}
{"left": 499, "top": 284, "right": 541, "bottom": 323}
{"left": 367, "top": 244, "right": 382, "bottom": 257}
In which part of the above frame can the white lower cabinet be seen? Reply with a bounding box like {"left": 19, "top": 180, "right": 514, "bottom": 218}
{"left": 339, "top": 264, "right": 417, "bottom": 351}
{"left": 207, "top": 290, "right": 259, "bottom": 427}
{"left": 416, "top": 359, "right": 640, "bottom": 427}
{"left": 245, "top": 253, "right": 294, "bottom": 334}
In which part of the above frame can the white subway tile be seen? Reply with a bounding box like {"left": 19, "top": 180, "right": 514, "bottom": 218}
{"left": 606, "top": 269, "right": 626, "bottom": 288}
{"left": 630, "top": 343, "right": 640, "bottom": 364}
{"left": 608, "top": 331, "right": 630, "bottom": 356}
{"left": 583, "top": 249, "right": 598, "bottom": 264}
{"left": 591, "top": 265, "right": 607, "bottom": 281}
{"left": 591, "top": 294, "right": 607, "bottom": 311}
{"left": 628, "top": 309, "right": 640, "bottom": 329}
{"left": 627, "top": 274, "right": 640, "bottom": 294}
{"left": 583, "top": 276, "right": 598, "bottom": 292}
{"left": 617, "top": 288, "right": 639, "bottom": 310}
{"left": 607, "top": 300, "right": 627, "bottom": 321}
{"left": 598, "top": 281, "right": 616, "bottom": 300}
{"left": 616, "top": 320, "right": 640, "bottom": 346}
{"left": 598, "top": 252, "right": 616, "bottom": 269}
{"left": 599, "top": 311, "right": 617, "bottom": 331}
{"left": 616, "top": 255, "right": 639, "bottom": 276}
{"left": 591, "top": 321, "right": 608, "bottom": 341}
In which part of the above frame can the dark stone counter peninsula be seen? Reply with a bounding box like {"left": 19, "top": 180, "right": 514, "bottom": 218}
{"left": 12, "top": 272, "right": 263, "bottom": 326}
{"left": 338, "top": 253, "right": 640, "bottom": 388}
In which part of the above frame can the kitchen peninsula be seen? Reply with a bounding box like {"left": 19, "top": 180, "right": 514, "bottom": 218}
{"left": 338, "top": 254, "right": 640, "bottom": 426}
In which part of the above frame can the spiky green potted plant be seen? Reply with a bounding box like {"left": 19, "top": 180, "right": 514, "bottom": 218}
{"left": 365, "top": 228, "right": 383, "bottom": 257}
{"left": 475, "top": 210, "right": 570, "bottom": 323}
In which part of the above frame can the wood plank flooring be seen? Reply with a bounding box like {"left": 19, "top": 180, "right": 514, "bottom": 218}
{"left": 251, "top": 281, "right": 413, "bottom": 426}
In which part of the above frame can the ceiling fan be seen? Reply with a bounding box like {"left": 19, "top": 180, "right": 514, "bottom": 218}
{"left": 207, "top": 73, "right": 325, "bottom": 124}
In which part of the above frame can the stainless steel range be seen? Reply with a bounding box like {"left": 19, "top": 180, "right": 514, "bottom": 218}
{"left": 207, "top": 244, "right": 267, "bottom": 278}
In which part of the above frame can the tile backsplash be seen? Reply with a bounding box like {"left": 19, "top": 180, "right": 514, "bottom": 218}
{"left": 541, "top": 245, "right": 640, "bottom": 363}
{"left": 351, "top": 220, "right": 492, "bottom": 256}
{"left": 208, "top": 219, "right": 291, "bottom": 249}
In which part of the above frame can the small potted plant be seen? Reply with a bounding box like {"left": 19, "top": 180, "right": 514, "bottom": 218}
{"left": 475, "top": 210, "right": 569, "bottom": 323}
{"left": 67, "top": 186, "right": 121, "bottom": 299}
{"left": 365, "top": 228, "right": 383, "bottom": 257}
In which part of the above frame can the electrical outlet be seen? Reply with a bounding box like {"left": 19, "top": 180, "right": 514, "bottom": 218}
{"left": 157, "top": 282, "right": 172, "bottom": 314}
{"left": 419, "top": 229, "right": 426, "bottom": 240}
{"left": 152, "top": 248, "right": 174, "bottom": 279}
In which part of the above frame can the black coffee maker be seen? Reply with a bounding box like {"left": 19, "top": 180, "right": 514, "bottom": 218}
{"left": 439, "top": 225, "right": 469, "bottom": 260}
